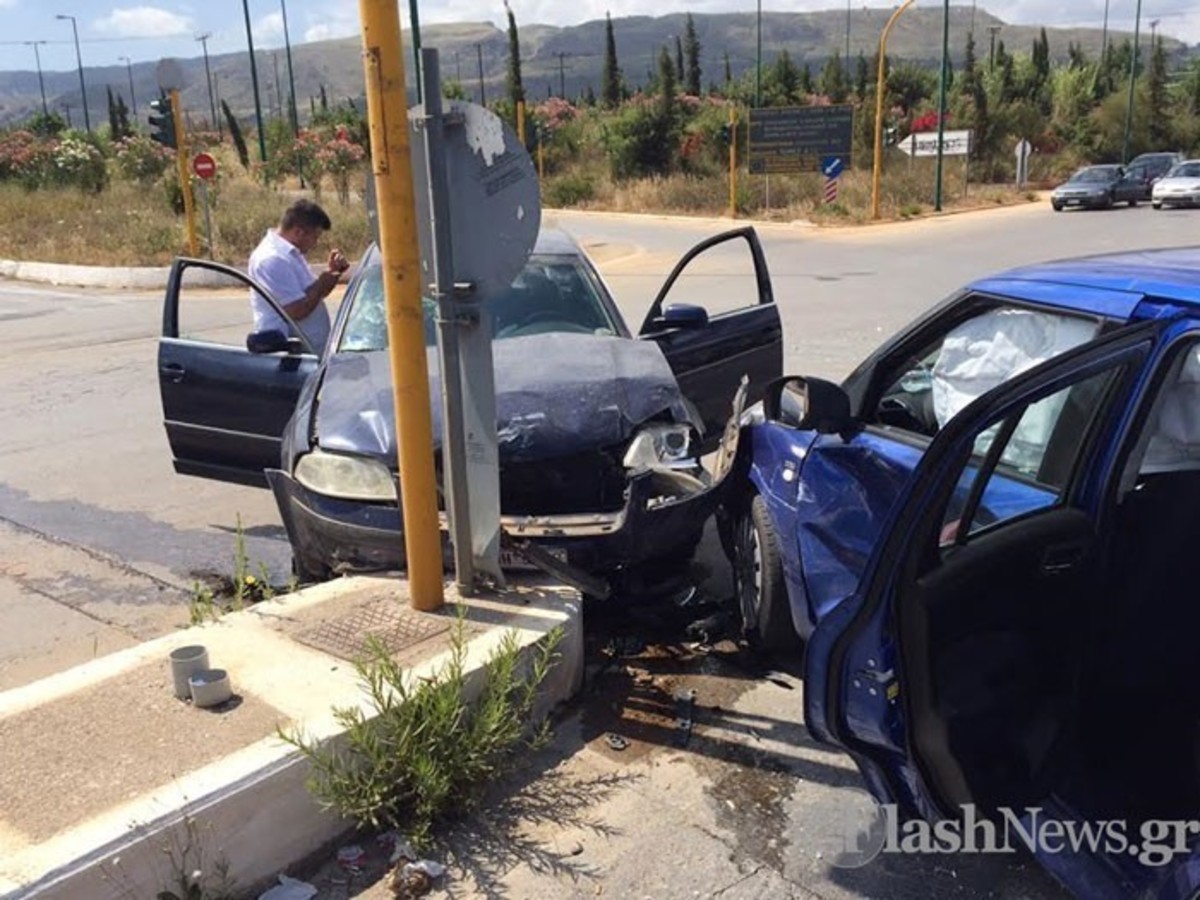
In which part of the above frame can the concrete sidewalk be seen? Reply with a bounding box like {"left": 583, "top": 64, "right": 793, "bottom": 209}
{"left": 0, "top": 574, "right": 581, "bottom": 900}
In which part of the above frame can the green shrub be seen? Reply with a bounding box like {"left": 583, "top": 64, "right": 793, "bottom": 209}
{"left": 280, "top": 613, "right": 562, "bottom": 848}
{"left": 543, "top": 172, "right": 596, "bottom": 207}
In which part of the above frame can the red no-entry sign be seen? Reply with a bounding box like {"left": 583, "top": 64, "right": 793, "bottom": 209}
{"left": 192, "top": 152, "right": 217, "bottom": 180}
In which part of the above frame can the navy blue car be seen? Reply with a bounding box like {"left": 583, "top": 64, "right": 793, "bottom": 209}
{"left": 723, "top": 246, "right": 1200, "bottom": 898}
{"left": 157, "top": 227, "right": 781, "bottom": 589}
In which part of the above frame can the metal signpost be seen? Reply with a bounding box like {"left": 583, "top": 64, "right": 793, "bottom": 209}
{"left": 191, "top": 152, "right": 217, "bottom": 258}
{"left": 748, "top": 105, "right": 854, "bottom": 174}
{"left": 409, "top": 52, "right": 541, "bottom": 592}
{"left": 1015, "top": 138, "right": 1032, "bottom": 189}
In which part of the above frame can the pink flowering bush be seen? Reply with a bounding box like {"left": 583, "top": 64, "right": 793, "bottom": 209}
{"left": 315, "top": 129, "right": 367, "bottom": 204}
{"left": 114, "top": 134, "right": 174, "bottom": 183}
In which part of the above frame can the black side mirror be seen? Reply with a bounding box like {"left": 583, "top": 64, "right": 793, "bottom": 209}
{"left": 763, "top": 376, "right": 854, "bottom": 435}
{"left": 651, "top": 303, "right": 709, "bottom": 330}
{"left": 246, "top": 329, "right": 302, "bottom": 354}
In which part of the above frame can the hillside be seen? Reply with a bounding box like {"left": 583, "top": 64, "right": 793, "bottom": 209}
{"left": 0, "top": 6, "right": 1188, "bottom": 127}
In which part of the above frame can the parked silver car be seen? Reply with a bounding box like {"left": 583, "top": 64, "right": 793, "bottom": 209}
{"left": 1151, "top": 159, "right": 1200, "bottom": 209}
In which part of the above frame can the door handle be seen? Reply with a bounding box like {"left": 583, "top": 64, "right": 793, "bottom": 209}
{"left": 1039, "top": 542, "right": 1085, "bottom": 575}
{"left": 160, "top": 363, "right": 186, "bottom": 384}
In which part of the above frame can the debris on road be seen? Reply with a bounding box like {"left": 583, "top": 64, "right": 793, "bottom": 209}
{"left": 257, "top": 874, "right": 318, "bottom": 900}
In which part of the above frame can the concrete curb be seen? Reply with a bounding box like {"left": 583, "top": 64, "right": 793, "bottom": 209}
{"left": 0, "top": 575, "right": 582, "bottom": 900}
{"left": 0, "top": 259, "right": 346, "bottom": 291}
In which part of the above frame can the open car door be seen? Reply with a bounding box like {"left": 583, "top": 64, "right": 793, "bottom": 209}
{"left": 158, "top": 257, "right": 319, "bottom": 487}
{"left": 639, "top": 227, "right": 782, "bottom": 451}
{"left": 804, "top": 319, "right": 1163, "bottom": 830}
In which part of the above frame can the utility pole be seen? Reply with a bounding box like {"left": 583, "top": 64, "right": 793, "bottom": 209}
{"left": 61, "top": 102, "right": 72, "bottom": 128}
{"left": 273, "top": 53, "right": 283, "bottom": 121}
{"left": 55, "top": 14, "right": 90, "bottom": 132}
{"left": 1101, "top": 0, "right": 1111, "bottom": 60}
{"left": 240, "top": 0, "right": 268, "bottom": 162}
{"left": 25, "top": 42, "right": 49, "bottom": 117}
{"left": 119, "top": 55, "right": 137, "bottom": 115}
{"left": 407, "top": 0, "right": 423, "bottom": 102}
{"left": 1122, "top": 0, "right": 1143, "bottom": 164}
{"left": 934, "top": 0, "right": 950, "bottom": 211}
{"left": 845, "top": 0, "right": 852, "bottom": 79}
{"left": 356, "top": 0, "right": 444, "bottom": 611}
{"left": 196, "top": 34, "right": 216, "bottom": 132}
{"left": 214, "top": 72, "right": 223, "bottom": 139}
{"left": 476, "top": 42, "right": 486, "bottom": 105}
{"left": 755, "top": 0, "right": 762, "bottom": 107}
{"left": 280, "top": 0, "right": 300, "bottom": 134}
{"left": 555, "top": 51, "right": 569, "bottom": 97}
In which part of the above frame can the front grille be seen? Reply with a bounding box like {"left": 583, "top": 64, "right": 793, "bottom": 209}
{"left": 500, "top": 449, "right": 627, "bottom": 515}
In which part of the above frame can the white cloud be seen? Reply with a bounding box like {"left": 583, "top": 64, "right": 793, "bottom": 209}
{"left": 301, "top": 7, "right": 359, "bottom": 44}
{"left": 257, "top": 11, "right": 284, "bottom": 42}
{"left": 94, "top": 6, "right": 193, "bottom": 37}
{"left": 304, "top": 24, "right": 332, "bottom": 42}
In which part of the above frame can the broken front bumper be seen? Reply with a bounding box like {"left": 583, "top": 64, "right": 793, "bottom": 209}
{"left": 265, "top": 465, "right": 727, "bottom": 581}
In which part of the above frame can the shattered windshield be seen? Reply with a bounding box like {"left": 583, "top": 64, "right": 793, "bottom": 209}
{"left": 338, "top": 250, "right": 621, "bottom": 353}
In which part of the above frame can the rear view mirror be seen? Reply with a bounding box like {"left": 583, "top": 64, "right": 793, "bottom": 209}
{"left": 246, "top": 329, "right": 302, "bottom": 354}
{"left": 651, "top": 303, "right": 709, "bottom": 330}
{"left": 763, "top": 376, "right": 854, "bottom": 435}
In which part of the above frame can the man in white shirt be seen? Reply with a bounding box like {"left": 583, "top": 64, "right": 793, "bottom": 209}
{"left": 247, "top": 199, "right": 350, "bottom": 353}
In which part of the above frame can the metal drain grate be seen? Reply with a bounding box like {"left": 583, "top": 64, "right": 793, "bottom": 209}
{"left": 292, "top": 599, "right": 450, "bottom": 662}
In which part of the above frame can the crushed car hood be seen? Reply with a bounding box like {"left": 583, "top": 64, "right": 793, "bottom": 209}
{"left": 314, "top": 332, "right": 696, "bottom": 465}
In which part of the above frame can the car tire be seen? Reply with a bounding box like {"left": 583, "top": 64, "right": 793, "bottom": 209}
{"left": 1128, "top": 198, "right": 1138, "bottom": 207}
{"left": 1051, "top": 202, "right": 1063, "bottom": 212}
{"left": 1152, "top": 201, "right": 1163, "bottom": 210}
{"left": 291, "top": 555, "right": 328, "bottom": 587}
{"left": 733, "top": 494, "right": 797, "bottom": 653}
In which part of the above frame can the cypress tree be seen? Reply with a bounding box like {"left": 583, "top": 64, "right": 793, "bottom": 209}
{"left": 684, "top": 13, "right": 702, "bottom": 96}
{"left": 674, "top": 35, "right": 684, "bottom": 84}
{"left": 602, "top": 12, "right": 622, "bottom": 108}
{"left": 504, "top": 0, "right": 525, "bottom": 115}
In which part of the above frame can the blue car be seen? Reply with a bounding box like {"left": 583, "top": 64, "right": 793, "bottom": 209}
{"left": 722, "top": 246, "right": 1200, "bottom": 899}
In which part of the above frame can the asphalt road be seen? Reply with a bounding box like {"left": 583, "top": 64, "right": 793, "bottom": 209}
{"left": 1, "top": 200, "right": 1196, "bottom": 690}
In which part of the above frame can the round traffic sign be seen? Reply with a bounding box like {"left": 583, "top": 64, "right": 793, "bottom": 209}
{"left": 192, "top": 152, "right": 217, "bottom": 180}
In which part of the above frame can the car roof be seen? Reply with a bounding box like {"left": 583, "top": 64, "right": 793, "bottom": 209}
{"left": 972, "top": 246, "right": 1200, "bottom": 310}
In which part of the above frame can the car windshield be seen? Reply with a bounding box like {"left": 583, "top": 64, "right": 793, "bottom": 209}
{"left": 1166, "top": 162, "right": 1200, "bottom": 178}
{"left": 1070, "top": 168, "right": 1116, "bottom": 183}
{"left": 337, "top": 249, "right": 621, "bottom": 352}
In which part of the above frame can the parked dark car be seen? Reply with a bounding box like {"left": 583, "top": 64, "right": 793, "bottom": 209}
{"left": 1050, "top": 164, "right": 1150, "bottom": 210}
{"left": 1128, "top": 150, "right": 1185, "bottom": 184}
{"left": 722, "top": 246, "right": 1200, "bottom": 899}
{"left": 158, "top": 227, "right": 782, "bottom": 588}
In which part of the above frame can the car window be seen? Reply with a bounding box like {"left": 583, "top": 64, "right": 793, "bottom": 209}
{"left": 1167, "top": 162, "right": 1200, "bottom": 178}
{"left": 1072, "top": 168, "right": 1114, "bottom": 182}
{"left": 1134, "top": 342, "right": 1200, "bottom": 474}
{"left": 939, "top": 368, "right": 1118, "bottom": 544}
{"left": 337, "top": 253, "right": 621, "bottom": 353}
{"left": 872, "top": 303, "right": 1101, "bottom": 439}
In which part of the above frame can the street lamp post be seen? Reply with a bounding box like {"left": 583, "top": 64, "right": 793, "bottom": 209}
{"left": 240, "top": 0, "right": 269, "bottom": 163}
{"left": 25, "top": 41, "right": 49, "bottom": 117}
{"left": 408, "top": 0, "right": 423, "bottom": 102}
{"left": 119, "top": 55, "right": 137, "bottom": 115}
{"left": 280, "top": 0, "right": 300, "bottom": 134}
{"left": 845, "top": 0, "right": 851, "bottom": 78}
{"left": 55, "top": 14, "right": 90, "bottom": 132}
{"left": 1122, "top": 0, "right": 1143, "bottom": 164}
{"left": 476, "top": 43, "right": 486, "bottom": 105}
{"left": 196, "top": 34, "right": 217, "bottom": 132}
{"left": 1101, "top": 0, "right": 1111, "bottom": 60}
{"left": 934, "top": 0, "right": 950, "bottom": 211}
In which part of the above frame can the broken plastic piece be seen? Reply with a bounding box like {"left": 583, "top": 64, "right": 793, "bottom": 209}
{"left": 405, "top": 860, "right": 447, "bottom": 879}
{"left": 257, "top": 874, "right": 318, "bottom": 900}
{"left": 606, "top": 733, "right": 630, "bottom": 751}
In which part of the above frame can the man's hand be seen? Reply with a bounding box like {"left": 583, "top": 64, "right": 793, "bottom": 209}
{"left": 327, "top": 249, "right": 350, "bottom": 276}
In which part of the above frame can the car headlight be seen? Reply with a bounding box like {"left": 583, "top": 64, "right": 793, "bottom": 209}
{"left": 294, "top": 448, "right": 397, "bottom": 501}
{"left": 623, "top": 423, "right": 695, "bottom": 470}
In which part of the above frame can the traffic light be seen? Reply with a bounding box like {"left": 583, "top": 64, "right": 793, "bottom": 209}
{"left": 148, "top": 94, "right": 176, "bottom": 149}
{"left": 719, "top": 123, "right": 732, "bottom": 145}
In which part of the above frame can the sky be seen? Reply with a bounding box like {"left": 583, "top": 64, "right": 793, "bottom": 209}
{"left": 0, "top": 0, "right": 1196, "bottom": 75}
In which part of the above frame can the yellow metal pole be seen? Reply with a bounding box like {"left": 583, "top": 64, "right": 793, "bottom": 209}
{"left": 871, "top": 0, "right": 916, "bottom": 220}
{"left": 728, "top": 106, "right": 737, "bottom": 218}
{"left": 170, "top": 89, "right": 199, "bottom": 256}
{"left": 358, "top": 0, "right": 444, "bottom": 610}
{"left": 517, "top": 99, "right": 526, "bottom": 146}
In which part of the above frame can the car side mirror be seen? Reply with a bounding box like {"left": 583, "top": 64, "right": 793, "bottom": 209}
{"left": 763, "top": 376, "right": 854, "bottom": 435}
{"left": 652, "top": 303, "right": 709, "bottom": 330}
{"left": 246, "top": 329, "right": 302, "bottom": 354}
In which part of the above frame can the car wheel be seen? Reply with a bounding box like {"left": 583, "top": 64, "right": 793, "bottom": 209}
{"left": 1128, "top": 198, "right": 1138, "bottom": 207}
{"left": 1152, "top": 201, "right": 1163, "bottom": 210}
{"left": 1051, "top": 202, "right": 1063, "bottom": 212}
{"left": 291, "top": 554, "right": 328, "bottom": 587}
{"left": 733, "top": 494, "right": 797, "bottom": 652}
